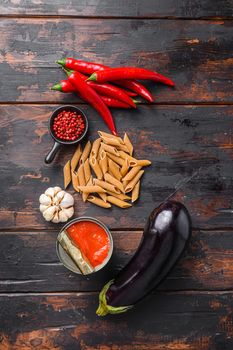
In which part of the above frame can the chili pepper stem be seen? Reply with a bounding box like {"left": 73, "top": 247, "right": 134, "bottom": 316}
{"left": 87, "top": 73, "right": 97, "bottom": 81}
{"left": 51, "top": 83, "right": 62, "bottom": 91}
{"left": 56, "top": 58, "right": 66, "bottom": 66}
{"left": 63, "top": 67, "right": 73, "bottom": 77}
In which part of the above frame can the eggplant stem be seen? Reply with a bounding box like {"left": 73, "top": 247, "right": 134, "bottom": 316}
{"left": 96, "top": 280, "right": 133, "bottom": 316}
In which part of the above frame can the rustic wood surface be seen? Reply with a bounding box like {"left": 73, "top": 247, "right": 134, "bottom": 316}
{"left": 0, "top": 1, "right": 233, "bottom": 349}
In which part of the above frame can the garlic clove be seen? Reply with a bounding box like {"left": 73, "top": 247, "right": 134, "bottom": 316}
{"left": 60, "top": 192, "right": 74, "bottom": 209}
{"left": 58, "top": 210, "right": 69, "bottom": 222}
{"left": 63, "top": 206, "right": 74, "bottom": 219}
{"left": 54, "top": 186, "right": 62, "bottom": 195}
{"left": 39, "top": 194, "right": 52, "bottom": 206}
{"left": 52, "top": 211, "right": 60, "bottom": 223}
{"left": 55, "top": 190, "right": 65, "bottom": 203}
{"left": 40, "top": 204, "right": 50, "bottom": 213}
{"left": 44, "top": 187, "right": 55, "bottom": 198}
{"left": 43, "top": 206, "right": 57, "bottom": 221}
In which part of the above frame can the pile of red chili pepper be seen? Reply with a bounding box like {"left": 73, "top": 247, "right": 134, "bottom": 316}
{"left": 52, "top": 58, "right": 175, "bottom": 135}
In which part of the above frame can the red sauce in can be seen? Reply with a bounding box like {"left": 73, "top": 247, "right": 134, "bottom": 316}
{"left": 66, "top": 220, "right": 110, "bottom": 268}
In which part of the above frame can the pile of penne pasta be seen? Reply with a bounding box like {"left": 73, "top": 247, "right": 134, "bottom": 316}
{"left": 63, "top": 131, "right": 151, "bottom": 209}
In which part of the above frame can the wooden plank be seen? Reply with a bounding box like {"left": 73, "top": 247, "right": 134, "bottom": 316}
{"left": 0, "top": 19, "right": 232, "bottom": 103}
{"left": 0, "top": 229, "right": 233, "bottom": 293}
{"left": 0, "top": 291, "right": 233, "bottom": 349}
{"left": 0, "top": 104, "right": 233, "bottom": 230}
{"left": 0, "top": 0, "right": 232, "bottom": 18}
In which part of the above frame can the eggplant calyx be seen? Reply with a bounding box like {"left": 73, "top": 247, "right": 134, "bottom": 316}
{"left": 96, "top": 280, "right": 133, "bottom": 316}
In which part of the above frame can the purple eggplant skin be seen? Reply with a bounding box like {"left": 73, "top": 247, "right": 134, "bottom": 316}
{"left": 96, "top": 201, "right": 191, "bottom": 316}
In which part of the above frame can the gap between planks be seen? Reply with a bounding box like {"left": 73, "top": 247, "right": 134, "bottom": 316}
{"left": 0, "top": 102, "right": 233, "bottom": 106}
{"left": 0, "top": 15, "right": 232, "bottom": 20}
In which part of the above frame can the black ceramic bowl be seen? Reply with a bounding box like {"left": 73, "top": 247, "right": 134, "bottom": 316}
{"left": 45, "top": 105, "right": 88, "bottom": 164}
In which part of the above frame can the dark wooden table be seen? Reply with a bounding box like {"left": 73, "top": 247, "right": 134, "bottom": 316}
{"left": 1, "top": 1, "right": 233, "bottom": 349}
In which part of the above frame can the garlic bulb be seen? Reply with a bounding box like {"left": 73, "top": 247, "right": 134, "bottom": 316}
{"left": 39, "top": 187, "right": 74, "bottom": 223}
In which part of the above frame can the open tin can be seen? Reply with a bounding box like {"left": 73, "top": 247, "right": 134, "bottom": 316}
{"left": 56, "top": 217, "right": 113, "bottom": 275}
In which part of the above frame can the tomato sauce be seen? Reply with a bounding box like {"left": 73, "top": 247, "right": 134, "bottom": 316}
{"left": 66, "top": 221, "right": 110, "bottom": 268}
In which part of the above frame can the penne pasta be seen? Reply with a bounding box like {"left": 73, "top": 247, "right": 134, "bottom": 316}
{"left": 122, "top": 180, "right": 129, "bottom": 189}
{"left": 119, "top": 150, "right": 137, "bottom": 163}
{"left": 99, "top": 150, "right": 108, "bottom": 174}
{"left": 71, "top": 144, "right": 82, "bottom": 170}
{"left": 94, "top": 178, "right": 121, "bottom": 194}
{"left": 106, "top": 152, "right": 125, "bottom": 166}
{"left": 91, "top": 138, "right": 101, "bottom": 158}
{"left": 107, "top": 196, "right": 132, "bottom": 208}
{"left": 98, "top": 192, "right": 107, "bottom": 202}
{"left": 80, "top": 141, "right": 92, "bottom": 164}
{"left": 121, "top": 158, "right": 129, "bottom": 177}
{"left": 89, "top": 157, "right": 103, "bottom": 180}
{"left": 123, "top": 133, "right": 133, "bottom": 156}
{"left": 101, "top": 143, "right": 120, "bottom": 157}
{"left": 106, "top": 191, "right": 131, "bottom": 201}
{"left": 128, "top": 159, "right": 138, "bottom": 167}
{"left": 77, "top": 163, "right": 86, "bottom": 187}
{"left": 104, "top": 173, "right": 125, "bottom": 193}
{"left": 116, "top": 143, "right": 130, "bottom": 153}
{"left": 123, "top": 165, "right": 142, "bottom": 182}
{"left": 125, "top": 170, "right": 144, "bottom": 193}
{"left": 132, "top": 159, "right": 152, "bottom": 167}
{"left": 71, "top": 170, "right": 80, "bottom": 192}
{"left": 83, "top": 158, "right": 92, "bottom": 183}
{"left": 82, "top": 177, "right": 93, "bottom": 202}
{"left": 77, "top": 185, "right": 106, "bottom": 194}
{"left": 98, "top": 131, "right": 124, "bottom": 144}
{"left": 131, "top": 180, "right": 140, "bottom": 203}
{"left": 63, "top": 160, "right": 71, "bottom": 189}
{"left": 87, "top": 195, "right": 111, "bottom": 208}
{"left": 101, "top": 136, "right": 121, "bottom": 147}
{"left": 108, "top": 159, "right": 122, "bottom": 181}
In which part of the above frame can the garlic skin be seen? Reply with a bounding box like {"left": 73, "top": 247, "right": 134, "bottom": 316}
{"left": 39, "top": 187, "right": 74, "bottom": 223}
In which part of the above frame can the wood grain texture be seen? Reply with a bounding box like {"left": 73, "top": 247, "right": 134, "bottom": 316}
{"left": 0, "top": 104, "right": 232, "bottom": 230}
{"left": 0, "top": 19, "right": 232, "bottom": 103}
{"left": 0, "top": 291, "right": 233, "bottom": 349}
{"left": 1, "top": 229, "right": 233, "bottom": 293}
{"left": 0, "top": 0, "right": 233, "bottom": 18}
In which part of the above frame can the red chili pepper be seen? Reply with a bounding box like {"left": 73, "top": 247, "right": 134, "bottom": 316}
{"left": 51, "top": 80, "right": 136, "bottom": 109}
{"left": 88, "top": 67, "right": 174, "bottom": 87}
{"left": 57, "top": 58, "right": 153, "bottom": 101}
{"left": 54, "top": 71, "right": 136, "bottom": 107}
{"left": 66, "top": 70, "right": 117, "bottom": 135}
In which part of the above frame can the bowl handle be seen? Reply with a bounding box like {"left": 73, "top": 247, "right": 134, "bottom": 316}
{"left": 45, "top": 141, "right": 61, "bottom": 164}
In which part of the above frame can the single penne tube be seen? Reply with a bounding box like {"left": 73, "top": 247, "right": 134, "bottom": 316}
{"left": 106, "top": 190, "right": 131, "bottom": 201}
{"left": 123, "top": 133, "right": 133, "bottom": 156}
{"left": 94, "top": 178, "right": 121, "bottom": 194}
{"left": 104, "top": 173, "right": 125, "bottom": 193}
{"left": 91, "top": 138, "right": 101, "bottom": 158}
{"left": 125, "top": 170, "right": 144, "bottom": 193}
{"left": 120, "top": 158, "right": 129, "bottom": 177}
{"left": 131, "top": 180, "right": 140, "bottom": 203}
{"left": 131, "top": 159, "right": 152, "bottom": 167}
{"left": 98, "top": 192, "right": 107, "bottom": 202}
{"left": 101, "top": 143, "right": 120, "bottom": 157}
{"left": 99, "top": 150, "right": 108, "bottom": 174}
{"left": 77, "top": 185, "right": 106, "bottom": 194}
{"left": 98, "top": 131, "right": 124, "bottom": 144}
{"left": 106, "top": 152, "right": 124, "bottom": 166}
{"left": 128, "top": 159, "right": 138, "bottom": 167}
{"left": 77, "top": 163, "right": 86, "bottom": 187}
{"left": 82, "top": 177, "right": 93, "bottom": 202}
{"left": 122, "top": 180, "right": 129, "bottom": 189}
{"left": 108, "top": 159, "right": 122, "bottom": 181}
{"left": 87, "top": 195, "right": 111, "bottom": 209}
{"left": 63, "top": 160, "right": 71, "bottom": 189}
{"left": 80, "top": 140, "right": 92, "bottom": 164}
{"left": 119, "top": 150, "right": 137, "bottom": 163}
{"left": 123, "top": 165, "right": 142, "bottom": 182}
{"left": 89, "top": 157, "right": 103, "bottom": 180}
{"left": 101, "top": 136, "right": 121, "bottom": 147}
{"left": 83, "top": 158, "right": 92, "bottom": 183}
{"left": 71, "top": 170, "right": 80, "bottom": 192}
{"left": 107, "top": 196, "right": 132, "bottom": 208}
{"left": 71, "top": 144, "right": 82, "bottom": 170}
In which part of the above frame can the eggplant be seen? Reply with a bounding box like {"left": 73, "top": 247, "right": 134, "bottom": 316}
{"left": 96, "top": 201, "right": 191, "bottom": 316}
